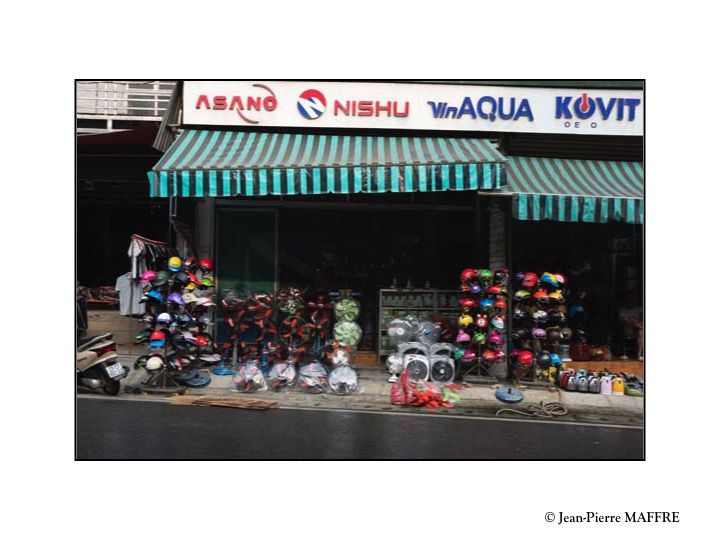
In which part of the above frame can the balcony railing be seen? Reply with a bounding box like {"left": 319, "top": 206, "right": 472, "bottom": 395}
{"left": 77, "top": 80, "right": 176, "bottom": 131}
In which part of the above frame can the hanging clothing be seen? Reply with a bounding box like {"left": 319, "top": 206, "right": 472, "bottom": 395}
{"left": 128, "top": 237, "right": 146, "bottom": 279}
{"left": 115, "top": 272, "right": 144, "bottom": 315}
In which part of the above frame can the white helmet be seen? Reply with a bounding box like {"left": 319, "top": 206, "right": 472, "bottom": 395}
{"left": 146, "top": 355, "right": 164, "bottom": 371}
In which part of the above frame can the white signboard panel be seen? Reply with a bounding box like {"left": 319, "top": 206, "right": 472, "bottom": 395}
{"left": 183, "top": 81, "right": 643, "bottom": 136}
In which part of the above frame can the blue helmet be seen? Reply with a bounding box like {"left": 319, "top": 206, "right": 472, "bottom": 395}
{"left": 549, "top": 352, "right": 562, "bottom": 367}
{"left": 480, "top": 298, "right": 494, "bottom": 311}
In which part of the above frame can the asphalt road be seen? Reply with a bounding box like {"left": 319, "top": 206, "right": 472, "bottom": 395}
{"left": 76, "top": 398, "right": 644, "bottom": 459}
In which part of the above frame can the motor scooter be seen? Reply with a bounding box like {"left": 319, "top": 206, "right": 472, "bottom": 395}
{"left": 77, "top": 333, "right": 128, "bottom": 395}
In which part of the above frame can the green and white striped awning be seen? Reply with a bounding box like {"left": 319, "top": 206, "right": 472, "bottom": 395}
{"left": 147, "top": 130, "right": 506, "bottom": 197}
{"left": 506, "top": 157, "right": 644, "bottom": 224}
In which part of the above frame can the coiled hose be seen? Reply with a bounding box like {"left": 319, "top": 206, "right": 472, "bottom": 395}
{"left": 495, "top": 401, "right": 568, "bottom": 418}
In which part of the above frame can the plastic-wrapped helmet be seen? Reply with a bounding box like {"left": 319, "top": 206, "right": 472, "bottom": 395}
{"left": 521, "top": 272, "right": 538, "bottom": 288}
{"left": 532, "top": 328, "right": 547, "bottom": 340}
{"left": 533, "top": 310, "right": 549, "bottom": 324}
{"left": 168, "top": 256, "right": 183, "bottom": 272}
{"left": 329, "top": 366, "right": 359, "bottom": 395}
{"left": 152, "top": 270, "right": 170, "bottom": 287}
{"left": 476, "top": 315, "right": 489, "bottom": 328}
{"left": 455, "top": 329, "right": 471, "bottom": 343}
{"left": 574, "top": 328, "right": 587, "bottom": 341}
{"left": 268, "top": 361, "right": 298, "bottom": 390}
{"left": 386, "top": 352, "right": 404, "bottom": 375}
{"left": 139, "top": 270, "right": 157, "bottom": 284}
{"left": 146, "top": 355, "right": 164, "bottom": 371}
{"left": 478, "top": 269, "right": 493, "bottom": 282}
{"left": 488, "top": 330, "right": 504, "bottom": 346}
{"left": 560, "top": 327, "right": 573, "bottom": 341}
{"left": 157, "top": 313, "right": 173, "bottom": 325}
{"left": 458, "top": 314, "right": 474, "bottom": 328}
{"left": 460, "top": 268, "right": 477, "bottom": 283}
{"left": 199, "top": 258, "right": 214, "bottom": 272}
{"left": 511, "top": 328, "right": 530, "bottom": 341}
{"left": 514, "top": 290, "right": 531, "bottom": 302}
{"left": 469, "top": 282, "right": 483, "bottom": 295}
{"left": 536, "top": 351, "right": 552, "bottom": 370}
{"left": 167, "top": 292, "right": 184, "bottom": 305}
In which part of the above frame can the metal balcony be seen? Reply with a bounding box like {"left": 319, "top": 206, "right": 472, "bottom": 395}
{"left": 77, "top": 80, "right": 176, "bottom": 132}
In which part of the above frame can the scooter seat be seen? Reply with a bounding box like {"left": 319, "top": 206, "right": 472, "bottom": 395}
{"left": 77, "top": 333, "right": 114, "bottom": 351}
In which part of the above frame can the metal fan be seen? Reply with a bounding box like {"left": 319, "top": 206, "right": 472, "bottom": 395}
{"left": 333, "top": 320, "right": 363, "bottom": 348}
{"left": 430, "top": 355, "right": 455, "bottom": 383}
{"left": 416, "top": 321, "right": 440, "bottom": 346}
{"left": 387, "top": 318, "right": 414, "bottom": 346}
{"left": 404, "top": 353, "right": 430, "bottom": 381}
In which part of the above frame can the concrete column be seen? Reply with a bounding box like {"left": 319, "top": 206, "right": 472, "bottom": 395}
{"left": 487, "top": 200, "right": 508, "bottom": 379}
{"left": 195, "top": 197, "right": 215, "bottom": 259}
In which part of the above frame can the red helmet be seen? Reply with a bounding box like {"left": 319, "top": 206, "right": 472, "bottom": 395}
{"left": 482, "top": 350, "right": 498, "bottom": 362}
{"left": 494, "top": 297, "right": 507, "bottom": 309}
{"left": 522, "top": 272, "right": 538, "bottom": 288}
{"left": 183, "top": 256, "right": 197, "bottom": 269}
{"left": 459, "top": 297, "right": 477, "bottom": 310}
{"left": 195, "top": 335, "right": 209, "bottom": 347}
{"left": 517, "top": 350, "right": 534, "bottom": 365}
{"left": 533, "top": 289, "right": 549, "bottom": 302}
{"left": 460, "top": 268, "right": 477, "bottom": 283}
{"left": 199, "top": 258, "right": 214, "bottom": 272}
{"left": 150, "top": 330, "right": 165, "bottom": 341}
{"left": 476, "top": 315, "right": 489, "bottom": 328}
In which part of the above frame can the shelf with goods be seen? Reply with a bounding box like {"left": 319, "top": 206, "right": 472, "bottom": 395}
{"left": 377, "top": 288, "right": 461, "bottom": 358}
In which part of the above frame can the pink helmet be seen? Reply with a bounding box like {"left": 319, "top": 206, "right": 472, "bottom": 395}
{"left": 455, "top": 329, "right": 471, "bottom": 343}
{"left": 139, "top": 270, "right": 157, "bottom": 284}
{"left": 462, "top": 349, "right": 476, "bottom": 361}
{"left": 489, "top": 330, "right": 504, "bottom": 346}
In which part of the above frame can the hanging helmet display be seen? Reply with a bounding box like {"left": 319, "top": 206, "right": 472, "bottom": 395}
{"left": 568, "top": 305, "right": 585, "bottom": 318}
{"left": 555, "top": 273, "right": 567, "bottom": 286}
{"left": 549, "top": 352, "right": 562, "bottom": 367}
{"left": 173, "top": 271, "right": 190, "bottom": 287}
{"left": 459, "top": 297, "right": 477, "bottom": 310}
{"left": 513, "top": 307, "right": 528, "bottom": 321}
{"left": 513, "top": 271, "right": 525, "bottom": 284}
{"left": 493, "top": 269, "right": 509, "bottom": 285}
{"left": 168, "top": 256, "right": 183, "bottom": 272}
{"left": 194, "top": 335, "right": 209, "bottom": 348}
{"left": 149, "top": 330, "right": 166, "bottom": 348}
{"left": 548, "top": 310, "right": 566, "bottom": 325}
{"left": 166, "top": 353, "right": 185, "bottom": 372}
{"left": 460, "top": 268, "right": 477, "bottom": 283}
{"left": 199, "top": 258, "right": 214, "bottom": 272}
{"left": 200, "top": 277, "right": 215, "bottom": 288}
{"left": 487, "top": 285, "right": 502, "bottom": 295}
{"left": 183, "top": 256, "right": 197, "bottom": 271}
{"left": 462, "top": 349, "right": 477, "bottom": 362}
{"left": 141, "top": 290, "right": 165, "bottom": 304}
{"left": 546, "top": 328, "right": 563, "bottom": 341}
{"left": 481, "top": 350, "right": 499, "bottom": 362}
{"left": 521, "top": 272, "right": 538, "bottom": 289}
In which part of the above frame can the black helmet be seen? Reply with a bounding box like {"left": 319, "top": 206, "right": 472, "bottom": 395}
{"left": 536, "top": 351, "right": 552, "bottom": 370}
{"left": 134, "top": 355, "right": 149, "bottom": 370}
{"left": 176, "top": 313, "right": 194, "bottom": 328}
{"left": 513, "top": 307, "right": 529, "bottom": 321}
{"left": 511, "top": 328, "right": 531, "bottom": 341}
{"left": 493, "top": 269, "right": 508, "bottom": 285}
{"left": 173, "top": 271, "right": 190, "bottom": 286}
{"left": 548, "top": 310, "right": 566, "bottom": 325}
{"left": 546, "top": 327, "right": 563, "bottom": 342}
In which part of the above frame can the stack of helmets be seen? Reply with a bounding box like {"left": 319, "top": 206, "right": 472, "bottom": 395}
{"left": 455, "top": 268, "right": 508, "bottom": 376}
{"left": 510, "top": 270, "right": 572, "bottom": 382}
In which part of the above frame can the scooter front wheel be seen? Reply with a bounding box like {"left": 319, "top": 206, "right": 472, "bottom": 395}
{"left": 103, "top": 379, "right": 121, "bottom": 396}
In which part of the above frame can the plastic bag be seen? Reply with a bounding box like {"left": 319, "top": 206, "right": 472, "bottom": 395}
{"left": 298, "top": 361, "right": 329, "bottom": 393}
{"left": 267, "top": 361, "right": 297, "bottom": 392}
{"left": 328, "top": 365, "right": 360, "bottom": 395}
{"left": 232, "top": 359, "right": 267, "bottom": 393}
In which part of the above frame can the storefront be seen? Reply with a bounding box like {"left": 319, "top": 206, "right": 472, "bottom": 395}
{"left": 146, "top": 80, "right": 644, "bottom": 376}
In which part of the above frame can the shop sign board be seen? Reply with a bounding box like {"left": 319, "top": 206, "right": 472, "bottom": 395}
{"left": 183, "top": 81, "right": 643, "bottom": 136}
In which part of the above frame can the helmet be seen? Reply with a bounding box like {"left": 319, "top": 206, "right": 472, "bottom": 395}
{"left": 532, "top": 328, "right": 547, "bottom": 340}
{"left": 386, "top": 352, "right": 404, "bottom": 375}
{"left": 521, "top": 272, "right": 538, "bottom": 289}
{"left": 555, "top": 273, "right": 567, "bottom": 286}
{"left": 514, "top": 290, "right": 531, "bottom": 302}
{"left": 176, "top": 313, "right": 194, "bottom": 327}
{"left": 493, "top": 269, "right": 508, "bottom": 285}
{"left": 480, "top": 298, "right": 494, "bottom": 311}
{"left": 513, "top": 271, "right": 525, "bottom": 284}
{"left": 141, "top": 290, "right": 165, "bottom": 304}
{"left": 195, "top": 297, "right": 216, "bottom": 307}
{"left": 488, "top": 330, "right": 504, "bottom": 346}
{"left": 195, "top": 335, "right": 209, "bottom": 348}
{"left": 469, "top": 282, "right": 483, "bottom": 295}
{"left": 491, "top": 315, "right": 505, "bottom": 330}
{"left": 478, "top": 269, "right": 493, "bottom": 282}
{"left": 513, "top": 307, "right": 528, "bottom": 321}
{"left": 494, "top": 297, "right": 507, "bottom": 310}
{"left": 533, "top": 310, "right": 548, "bottom": 324}
{"left": 548, "top": 310, "right": 566, "bottom": 325}
{"left": 462, "top": 349, "right": 477, "bottom": 362}
{"left": 540, "top": 272, "right": 558, "bottom": 288}
{"left": 569, "top": 305, "right": 585, "bottom": 318}
{"left": 455, "top": 329, "right": 471, "bottom": 343}
{"left": 200, "top": 277, "right": 215, "bottom": 288}
{"left": 459, "top": 297, "right": 477, "bottom": 310}
{"left": 536, "top": 351, "right": 552, "bottom": 370}
{"left": 156, "top": 313, "right": 173, "bottom": 325}
{"left": 575, "top": 328, "right": 587, "bottom": 341}
{"left": 168, "top": 292, "right": 184, "bottom": 305}
{"left": 472, "top": 331, "right": 487, "bottom": 345}
{"left": 173, "top": 271, "right": 190, "bottom": 286}
{"left": 146, "top": 355, "right": 164, "bottom": 371}
{"left": 533, "top": 289, "right": 550, "bottom": 303}
{"left": 476, "top": 315, "right": 489, "bottom": 328}
{"left": 198, "top": 314, "right": 213, "bottom": 327}
{"left": 182, "top": 292, "right": 199, "bottom": 304}
{"left": 547, "top": 328, "right": 563, "bottom": 341}
{"left": 516, "top": 350, "right": 534, "bottom": 365}
{"left": 560, "top": 327, "right": 573, "bottom": 341}
{"left": 486, "top": 285, "right": 502, "bottom": 295}
{"left": 199, "top": 258, "right": 214, "bottom": 272}
{"left": 481, "top": 350, "right": 499, "bottom": 362}
{"left": 548, "top": 290, "right": 564, "bottom": 303}
{"left": 166, "top": 353, "right": 184, "bottom": 372}
{"left": 458, "top": 314, "right": 473, "bottom": 328}
{"left": 149, "top": 330, "right": 166, "bottom": 348}
{"left": 139, "top": 270, "right": 157, "bottom": 284}
{"left": 168, "top": 256, "right": 183, "bottom": 272}
{"left": 460, "top": 268, "right": 477, "bottom": 283}
{"left": 511, "top": 328, "right": 530, "bottom": 341}
{"left": 549, "top": 352, "right": 562, "bottom": 367}
{"left": 183, "top": 256, "right": 197, "bottom": 270}
{"left": 152, "top": 270, "right": 170, "bottom": 287}
{"left": 187, "top": 273, "right": 201, "bottom": 285}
